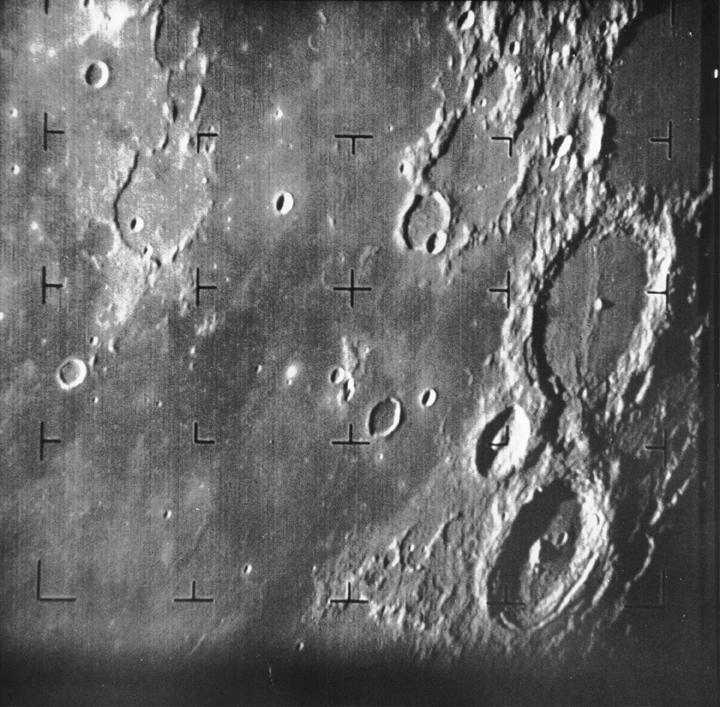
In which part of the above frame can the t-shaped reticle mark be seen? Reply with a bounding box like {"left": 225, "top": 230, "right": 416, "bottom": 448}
{"left": 36, "top": 559, "right": 76, "bottom": 602}
{"left": 330, "top": 423, "right": 370, "bottom": 446}
{"left": 488, "top": 270, "right": 512, "bottom": 309}
{"left": 646, "top": 274, "right": 669, "bottom": 311}
{"left": 41, "top": 266, "right": 63, "bottom": 305}
{"left": 644, "top": 428, "right": 667, "bottom": 469}
{"left": 331, "top": 269, "right": 372, "bottom": 308}
{"left": 334, "top": 133, "right": 373, "bottom": 156}
{"left": 42, "top": 112, "right": 64, "bottom": 151}
{"left": 194, "top": 267, "right": 217, "bottom": 307}
{"left": 490, "top": 135, "right": 514, "bottom": 157}
{"left": 193, "top": 420, "right": 215, "bottom": 445}
{"left": 489, "top": 425, "right": 510, "bottom": 449}
{"left": 173, "top": 579, "right": 213, "bottom": 603}
{"left": 649, "top": 120, "right": 673, "bottom": 160}
{"left": 329, "top": 581, "right": 369, "bottom": 606}
{"left": 624, "top": 569, "right": 667, "bottom": 609}
{"left": 39, "top": 422, "right": 61, "bottom": 461}
{"left": 196, "top": 130, "right": 218, "bottom": 153}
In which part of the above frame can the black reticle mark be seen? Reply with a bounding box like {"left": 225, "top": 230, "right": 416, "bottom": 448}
{"left": 334, "top": 133, "right": 373, "bottom": 156}
{"left": 486, "top": 584, "right": 526, "bottom": 607}
{"left": 649, "top": 120, "right": 673, "bottom": 160}
{"left": 43, "top": 112, "right": 64, "bottom": 151}
{"left": 41, "top": 266, "right": 63, "bottom": 304}
{"left": 646, "top": 274, "right": 669, "bottom": 311}
{"left": 196, "top": 130, "right": 218, "bottom": 153}
{"left": 36, "top": 559, "right": 76, "bottom": 602}
{"left": 195, "top": 267, "right": 217, "bottom": 307}
{"left": 331, "top": 423, "right": 370, "bottom": 446}
{"left": 624, "top": 569, "right": 667, "bottom": 609}
{"left": 489, "top": 425, "right": 510, "bottom": 449}
{"left": 330, "top": 581, "right": 369, "bottom": 606}
{"left": 490, "top": 135, "right": 514, "bottom": 157}
{"left": 173, "top": 579, "right": 213, "bottom": 603}
{"left": 39, "top": 422, "right": 61, "bottom": 461}
{"left": 488, "top": 270, "right": 511, "bottom": 309}
{"left": 43, "top": 0, "right": 49, "bottom": 14}
{"left": 332, "top": 269, "right": 372, "bottom": 308}
{"left": 644, "top": 428, "right": 668, "bottom": 468}
{"left": 193, "top": 420, "right": 215, "bottom": 445}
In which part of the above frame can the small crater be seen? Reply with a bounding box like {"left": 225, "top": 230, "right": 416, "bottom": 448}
{"left": 330, "top": 366, "right": 346, "bottom": 384}
{"left": 426, "top": 230, "right": 448, "bottom": 255}
{"left": 84, "top": 60, "right": 110, "bottom": 89}
{"left": 11, "top": 164, "right": 20, "bottom": 175}
{"left": 129, "top": 216, "right": 144, "bottom": 233}
{"left": 508, "top": 40, "right": 520, "bottom": 55}
{"left": 163, "top": 509, "right": 172, "bottom": 520}
{"left": 368, "top": 396, "right": 403, "bottom": 438}
{"left": 243, "top": 563, "right": 253, "bottom": 575}
{"left": 403, "top": 191, "right": 451, "bottom": 251}
{"left": 419, "top": 388, "right": 437, "bottom": 408}
{"left": 551, "top": 135, "right": 573, "bottom": 166}
{"left": 285, "top": 363, "right": 299, "bottom": 385}
{"left": 55, "top": 357, "right": 87, "bottom": 391}
{"left": 475, "top": 407, "right": 514, "bottom": 477}
{"left": 274, "top": 191, "right": 294, "bottom": 215}
{"left": 457, "top": 9, "right": 475, "bottom": 31}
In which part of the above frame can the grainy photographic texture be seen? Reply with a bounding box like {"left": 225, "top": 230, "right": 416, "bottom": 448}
{"left": 0, "top": 1, "right": 717, "bottom": 705}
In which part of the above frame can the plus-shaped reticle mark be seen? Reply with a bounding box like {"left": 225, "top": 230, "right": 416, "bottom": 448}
{"left": 486, "top": 584, "right": 525, "bottom": 607}
{"left": 330, "top": 581, "right": 369, "bottom": 606}
{"left": 334, "top": 133, "right": 373, "bottom": 156}
{"left": 649, "top": 120, "right": 673, "bottom": 160}
{"left": 624, "top": 569, "right": 667, "bottom": 609}
{"left": 488, "top": 270, "right": 511, "bottom": 309}
{"left": 41, "top": 266, "right": 63, "bottom": 305}
{"left": 490, "top": 135, "right": 514, "bottom": 157}
{"left": 332, "top": 269, "right": 372, "bottom": 308}
{"left": 330, "top": 423, "right": 370, "bottom": 446}
{"left": 36, "top": 559, "right": 76, "bottom": 602}
{"left": 43, "top": 112, "right": 64, "bottom": 151}
{"left": 173, "top": 579, "right": 213, "bottom": 603}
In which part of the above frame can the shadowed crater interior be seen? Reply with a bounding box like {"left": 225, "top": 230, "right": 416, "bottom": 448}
{"left": 475, "top": 407, "right": 514, "bottom": 477}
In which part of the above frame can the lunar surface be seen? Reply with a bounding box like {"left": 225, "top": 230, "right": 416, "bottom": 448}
{"left": 0, "top": 1, "right": 717, "bottom": 705}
